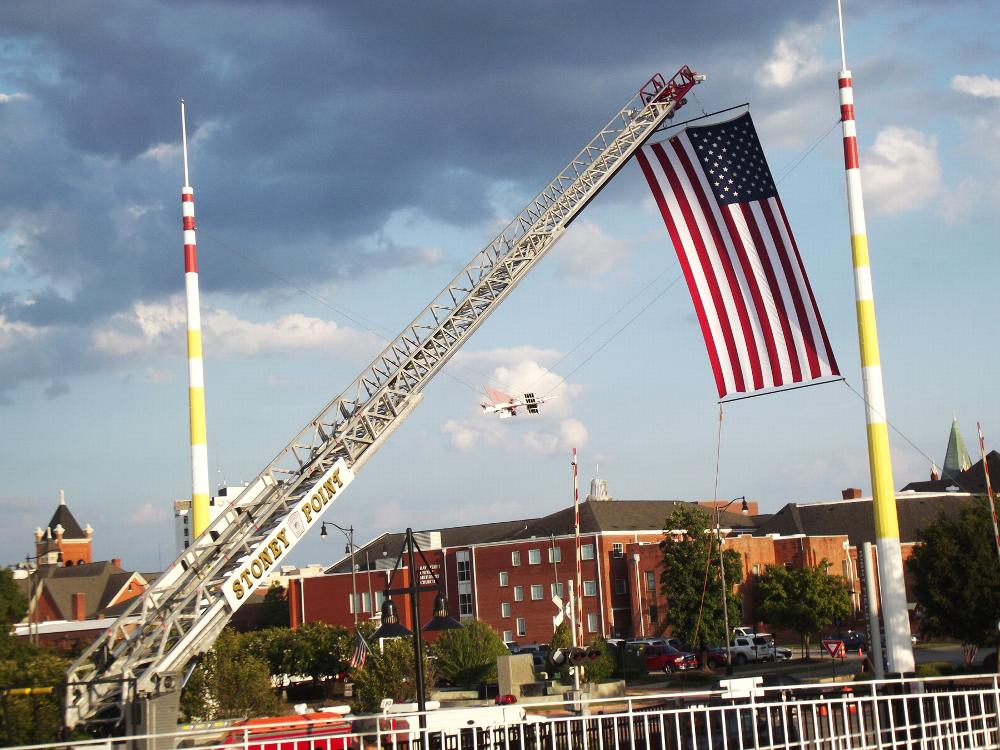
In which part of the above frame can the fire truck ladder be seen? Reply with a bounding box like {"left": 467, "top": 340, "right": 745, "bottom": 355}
{"left": 64, "top": 67, "right": 702, "bottom": 733}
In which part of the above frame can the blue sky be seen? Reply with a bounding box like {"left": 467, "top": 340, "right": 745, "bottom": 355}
{"left": 0, "top": 1, "right": 996, "bottom": 572}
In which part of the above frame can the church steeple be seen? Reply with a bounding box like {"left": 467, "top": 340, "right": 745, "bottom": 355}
{"left": 942, "top": 416, "right": 972, "bottom": 483}
{"left": 35, "top": 489, "right": 93, "bottom": 566}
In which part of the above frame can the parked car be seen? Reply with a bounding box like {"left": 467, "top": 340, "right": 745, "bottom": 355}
{"left": 663, "top": 637, "right": 728, "bottom": 669}
{"left": 642, "top": 643, "right": 698, "bottom": 674}
{"left": 841, "top": 630, "right": 867, "bottom": 650}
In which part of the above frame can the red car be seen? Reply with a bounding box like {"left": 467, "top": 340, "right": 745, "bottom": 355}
{"left": 643, "top": 644, "right": 698, "bottom": 674}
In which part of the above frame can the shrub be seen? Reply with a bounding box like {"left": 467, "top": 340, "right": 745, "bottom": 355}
{"left": 432, "top": 620, "right": 508, "bottom": 686}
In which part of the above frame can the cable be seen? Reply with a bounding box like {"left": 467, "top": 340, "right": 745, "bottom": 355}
{"left": 773, "top": 118, "right": 843, "bottom": 185}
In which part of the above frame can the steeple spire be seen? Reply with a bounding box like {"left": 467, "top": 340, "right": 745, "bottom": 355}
{"left": 943, "top": 416, "right": 972, "bottom": 481}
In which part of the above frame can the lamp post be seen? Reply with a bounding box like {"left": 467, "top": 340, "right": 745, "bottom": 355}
{"left": 321, "top": 522, "right": 358, "bottom": 626}
{"left": 633, "top": 553, "right": 645, "bottom": 638}
{"left": 715, "top": 496, "right": 749, "bottom": 674}
{"left": 371, "top": 528, "right": 461, "bottom": 729}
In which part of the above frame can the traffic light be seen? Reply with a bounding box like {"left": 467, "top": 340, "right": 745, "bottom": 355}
{"left": 586, "top": 647, "right": 601, "bottom": 662}
{"left": 569, "top": 648, "right": 587, "bottom": 666}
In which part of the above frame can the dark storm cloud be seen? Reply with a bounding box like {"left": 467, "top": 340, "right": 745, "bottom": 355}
{"left": 0, "top": 0, "right": 850, "bottom": 399}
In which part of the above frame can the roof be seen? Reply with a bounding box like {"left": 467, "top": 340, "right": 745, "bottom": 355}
{"left": 46, "top": 501, "right": 86, "bottom": 539}
{"left": 325, "top": 499, "right": 760, "bottom": 573}
{"left": 21, "top": 561, "right": 143, "bottom": 620}
{"left": 756, "top": 492, "right": 974, "bottom": 547}
{"left": 901, "top": 450, "right": 1000, "bottom": 494}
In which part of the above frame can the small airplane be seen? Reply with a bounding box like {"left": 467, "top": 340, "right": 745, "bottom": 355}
{"left": 480, "top": 385, "right": 552, "bottom": 418}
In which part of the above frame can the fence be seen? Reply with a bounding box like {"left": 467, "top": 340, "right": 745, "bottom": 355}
{"left": 11, "top": 674, "right": 1000, "bottom": 750}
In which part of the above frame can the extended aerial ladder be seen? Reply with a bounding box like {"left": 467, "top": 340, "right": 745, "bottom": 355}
{"left": 64, "top": 67, "right": 703, "bottom": 735}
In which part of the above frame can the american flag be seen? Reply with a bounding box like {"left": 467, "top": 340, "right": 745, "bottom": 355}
{"left": 636, "top": 113, "right": 839, "bottom": 399}
{"left": 349, "top": 630, "right": 370, "bottom": 669}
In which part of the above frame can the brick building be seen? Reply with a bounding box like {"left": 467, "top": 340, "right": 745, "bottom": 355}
{"left": 289, "top": 481, "right": 980, "bottom": 644}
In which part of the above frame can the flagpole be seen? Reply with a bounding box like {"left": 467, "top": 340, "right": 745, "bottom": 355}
{"left": 975, "top": 423, "right": 1000, "bottom": 568}
{"left": 835, "top": 0, "right": 913, "bottom": 674}
{"left": 181, "top": 100, "right": 211, "bottom": 539}
{"left": 573, "top": 448, "right": 583, "bottom": 646}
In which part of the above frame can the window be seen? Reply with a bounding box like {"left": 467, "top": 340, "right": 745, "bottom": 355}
{"left": 581, "top": 544, "right": 595, "bottom": 560}
{"left": 648, "top": 604, "right": 658, "bottom": 622}
{"left": 551, "top": 582, "right": 564, "bottom": 598}
{"left": 548, "top": 547, "right": 561, "bottom": 563}
{"left": 459, "top": 592, "right": 473, "bottom": 616}
{"left": 375, "top": 590, "right": 385, "bottom": 610}
{"left": 348, "top": 593, "right": 361, "bottom": 613}
{"left": 612, "top": 542, "right": 624, "bottom": 558}
{"left": 583, "top": 580, "right": 597, "bottom": 597}
{"left": 587, "top": 613, "right": 598, "bottom": 633}
{"left": 457, "top": 550, "right": 471, "bottom": 582}
{"left": 503, "top": 630, "right": 513, "bottom": 643}
{"left": 645, "top": 570, "right": 656, "bottom": 592}
{"left": 528, "top": 549, "right": 541, "bottom": 565}
{"left": 516, "top": 617, "right": 527, "bottom": 637}
{"left": 531, "top": 584, "right": 544, "bottom": 600}
{"left": 499, "top": 571, "right": 509, "bottom": 587}
{"left": 514, "top": 586, "right": 524, "bottom": 602}
{"left": 362, "top": 591, "right": 372, "bottom": 613}
{"left": 614, "top": 579, "right": 626, "bottom": 595}
{"left": 752, "top": 564, "right": 761, "bottom": 576}
{"left": 501, "top": 602, "right": 511, "bottom": 618}
{"left": 512, "top": 551, "right": 521, "bottom": 566}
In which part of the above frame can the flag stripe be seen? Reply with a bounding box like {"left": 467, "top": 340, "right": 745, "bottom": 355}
{"left": 673, "top": 137, "right": 765, "bottom": 391}
{"left": 655, "top": 142, "right": 746, "bottom": 394}
{"left": 636, "top": 148, "right": 727, "bottom": 396}
{"left": 637, "top": 113, "right": 839, "bottom": 397}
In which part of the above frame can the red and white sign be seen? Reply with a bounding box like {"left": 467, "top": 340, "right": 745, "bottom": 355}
{"left": 822, "top": 639, "right": 846, "bottom": 658}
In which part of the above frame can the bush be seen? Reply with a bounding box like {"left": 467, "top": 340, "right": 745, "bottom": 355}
{"left": 350, "top": 638, "right": 437, "bottom": 714}
{"left": 915, "top": 661, "right": 955, "bottom": 678}
{"left": 432, "top": 620, "right": 508, "bottom": 687}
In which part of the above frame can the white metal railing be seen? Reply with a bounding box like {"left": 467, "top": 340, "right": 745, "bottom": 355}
{"left": 13, "top": 674, "right": 1000, "bottom": 750}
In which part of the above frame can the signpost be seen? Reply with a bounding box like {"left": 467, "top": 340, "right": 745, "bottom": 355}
{"left": 553, "top": 582, "right": 580, "bottom": 692}
{"left": 822, "top": 639, "right": 846, "bottom": 679}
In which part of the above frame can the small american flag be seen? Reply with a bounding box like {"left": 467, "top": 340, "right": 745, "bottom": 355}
{"left": 637, "top": 112, "right": 838, "bottom": 399}
{"left": 349, "top": 631, "right": 370, "bottom": 669}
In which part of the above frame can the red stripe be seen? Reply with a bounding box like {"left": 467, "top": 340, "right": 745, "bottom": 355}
{"left": 759, "top": 199, "right": 821, "bottom": 378}
{"left": 637, "top": 148, "right": 726, "bottom": 397}
{"left": 717, "top": 207, "right": 784, "bottom": 388}
{"left": 774, "top": 199, "right": 839, "bottom": 376}
{"left": 181, "top": 193, "right": 194, "bottom": 202}
{"left": 843, "top": 136, "right": 859, "bottom": 170}
{"left": 840, "top": 104, "right": 855, "bottom": 121}
{"left": 657, "top": 141, "right": 745, "bottom": 394}
{"left": 183, "top": 216, "right": 195, "bottom": 230}
{"left": 839, "top": 77, "right": 852, "bottom": 89}
{"left": 739, "top": 203, "right": 802, "bottom": 383}
{"left": 184, "top": 244, "right": 198, "bottom": 273}
{"left": 672, "top": 136, "right": 764, "bottom": 391}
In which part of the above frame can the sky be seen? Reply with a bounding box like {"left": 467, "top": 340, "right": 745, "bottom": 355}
{"left": 0, "top": 0, "right": 997, "bottom": 573}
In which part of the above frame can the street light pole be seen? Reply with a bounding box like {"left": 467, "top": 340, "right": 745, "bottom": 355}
{"left": 321, "top": 522, "right": 358, "bottom": 625}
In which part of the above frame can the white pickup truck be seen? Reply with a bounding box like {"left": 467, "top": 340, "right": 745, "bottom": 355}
{"left": 729, "top": 634, "right": 785, "bottom": 665}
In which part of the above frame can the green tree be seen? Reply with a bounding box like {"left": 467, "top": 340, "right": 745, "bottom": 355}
{"left": 580, "top": 637, "right": 616, "bottom": 684}
{"left": 432, "top": 620, "right": 508, "bottom": 686}
{"left": 0, "top": 570, "right": 27, "bottom": 633}
{"left": 0, "top": 649, "right": 68, "bottom": 745}
{"left": 287, "top": 622, "right": 351, "bottom": 691}
{"left": 547, "top": 623, "right": 572, "bottom": 683}
{"left": 908, "top": 499, "right": 1000, "bottom": 668}
{"left": 659, "top": 505, "right": 742, "bottom": 648}
{"left": 755, "top": 560, "right": 851, "bottom": 653}
{"left": 350, "top": 637, "right": 437, "bottom": 714}
{"left": 257, "top": 584, "right": 291, "bottom": 629}
{"left": 180, "top": 629, "right": 281, "bottom": 721}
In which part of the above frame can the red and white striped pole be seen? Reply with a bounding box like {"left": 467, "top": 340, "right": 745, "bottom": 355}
{"left": 181, "top": 100, "right": 211, "bottom": 539}
{"left": 976, "top": 423, "right": 1000, "bottom": 567}
{"left": 572, "top": 448, "right": 583, "bottom": 644}
{"left": 836, "top": 1, "right": 913, "bottom": 674}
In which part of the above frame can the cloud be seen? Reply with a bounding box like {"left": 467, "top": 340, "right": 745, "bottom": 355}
{"left": 756, "top": 23, "right": 828, "bottom": 88}
{"left": 441, "top": 356, "right": 586, "bottom": 455}
{"left": 43, "top": 380, "right": 69, "bottom": 399}
{"left": 129, "top": 502, "right": 169, "bottom": 526}
{"left": 0, "top": 93, "right": 28, "bottom": 104}
{"left": 861, "top": 127, "right": 941, "bottom": 215}
{"left": 93, "top": 298, "right": 380, "bottom": 358}
{"left": 951, "top": 74, "right": 1000, "bottom": 99}
{"left": 550, "top": 220, "right": 631, "bottom": 284}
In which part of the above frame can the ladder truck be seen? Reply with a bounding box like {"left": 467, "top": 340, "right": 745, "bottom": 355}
{"left": 64, "top": 66, "right": 703, "bottom": 738}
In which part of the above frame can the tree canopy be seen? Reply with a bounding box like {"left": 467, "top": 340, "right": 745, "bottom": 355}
{"left": 659, "top": 505, "right": 742, "bottom": 648}
{"left": 908, "top": 498, "right": 1000, "bottom": 666}
{"left": 350, "top": 636, "right": 437, "bottom": 714}
{"left": 754, "top": 559, "right": 851, "bottom": 650}
{"left": 431, "top": 620, "right": 508, "bottom": 686}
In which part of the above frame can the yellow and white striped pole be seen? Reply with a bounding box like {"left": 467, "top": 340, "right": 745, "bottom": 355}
{"left": 181, "top": 100, "right": 211, "bottom": 538}
{"left": 836, "top": 2, "right": 913, "bottom": 674}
